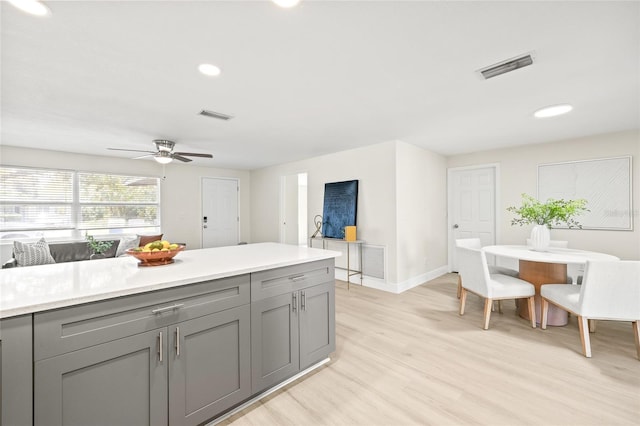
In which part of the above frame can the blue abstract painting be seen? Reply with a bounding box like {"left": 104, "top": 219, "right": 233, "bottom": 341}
{"left": 322, "top": 180, "right": 358, "bottom": 239}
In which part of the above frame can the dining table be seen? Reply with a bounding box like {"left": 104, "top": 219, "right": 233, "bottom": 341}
{"left": 482, "top": 245, "right": 619, "bottom": 326}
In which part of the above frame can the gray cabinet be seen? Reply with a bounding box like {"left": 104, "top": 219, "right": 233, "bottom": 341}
{"left": 251, "top": 260, "right": 335, "bottom": 394}
{"left": 33, "top": 275, "right": 251, "bottom": 426}
{"left": 169, "top": 305, "right": 250, "bottom": 426}
{"left": 251, "top": 292, "right": 300, "bottom": 393}
{"left": 34, "top": 329, "right": 167, "bottom": 426}
{"left": 299, "top": 282, "right": 335, "bottom": 370}
{"left": 4, "top": 258, "right": 336, "bottom": 426}
{"left": 1, "top": 315, "right": 33, "bottom": 426}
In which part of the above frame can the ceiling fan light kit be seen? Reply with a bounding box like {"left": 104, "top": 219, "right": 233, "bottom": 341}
{"left": 154, "top": 151, "right": 173, "bottom": 164}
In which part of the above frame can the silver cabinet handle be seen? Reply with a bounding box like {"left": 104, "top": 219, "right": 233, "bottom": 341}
{"left": 289, "top": 274, "right": 306, "bottom": 282}
{"left": 151, "top": 303, "right": 185, "bottom": 315}
{"left": 175, "top": 327, "right": 180, "bottom": 357}
{"left": 301, "top": 291, "right": 306, "bottom": 311}
{"left": 292, "top": 292, "right": 297, "bottom": 313}
{"left": 158, "top": 331, "right": 163, "bottom": 363}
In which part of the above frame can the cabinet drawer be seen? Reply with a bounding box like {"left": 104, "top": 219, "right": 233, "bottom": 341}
{"left": 251, "top": 259, "right": 334, "bottom": 301}
{"left": 34, "top": 275, "right": 249, "bottom": 361}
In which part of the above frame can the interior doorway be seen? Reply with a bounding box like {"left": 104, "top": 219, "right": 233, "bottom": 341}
{"left": 447, "top": 164, "right": 500, "bottom": 272}
{"left": 280, "top": 172, "right": 308, "bottom": 246}
{"left": 201, "top": 177, "right": 239, "bottom": 248}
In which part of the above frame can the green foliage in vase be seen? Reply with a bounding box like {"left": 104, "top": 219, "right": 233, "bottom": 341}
{"left": 85, "top": 233, "right": 114, "bottom": 254}
{"left": 507, "top": 194, "right": 588, "bottom": 229}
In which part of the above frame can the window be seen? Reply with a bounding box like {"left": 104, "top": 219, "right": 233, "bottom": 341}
{"left": 0, "top": 166, "right": 160, "bottom": 240}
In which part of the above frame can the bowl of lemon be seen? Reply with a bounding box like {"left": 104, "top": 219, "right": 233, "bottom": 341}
{"left": 126, "top": 240, "right": 185, "bottom": 267}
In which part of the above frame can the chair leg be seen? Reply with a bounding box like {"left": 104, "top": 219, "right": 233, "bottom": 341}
{"left": 483, "top": 298, "right": 492, "bottom": 330}
{"left": 498, "top": 300, "right": 503, "bottom": 314}
{"left": 541, "top": 298, "right": 549, "bottom": 329}
{"left": 527, "top": 296, "right": 536, "bottom": 328}
{"left": 632, "top": 321, "right": 640, "bottom": 361}
{"left": 459, "top": 288, "right": 467, "bottom": 315}
{"left": 578, "top": 316, "right": 592, "bottom": 358}
{"left": 457, "top": 275, "right": 462, "bottom": 299}
{"left": 588, "top": 319, "right": 596, "bottom": 333}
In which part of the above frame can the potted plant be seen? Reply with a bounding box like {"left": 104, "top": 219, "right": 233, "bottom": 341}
{"left": 85, "top": 233, "right": 114, "bottom": 260}
{"left": 507, "top": 194, "right": 588, "bottom": 251}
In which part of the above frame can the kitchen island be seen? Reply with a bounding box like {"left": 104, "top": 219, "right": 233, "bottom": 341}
{"left": 1, "top": 243, "right": 339, "bottom": 426}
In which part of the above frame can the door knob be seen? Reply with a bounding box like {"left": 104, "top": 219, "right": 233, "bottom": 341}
{"left": 453, "top": 224, "right": 459, "bottom": 229}
{"left": 203, "top": 225, "right": 208, "bottom": 229}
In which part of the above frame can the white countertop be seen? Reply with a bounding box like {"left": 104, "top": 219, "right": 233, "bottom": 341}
{"left": 0, "top": 243, "right": 340, "bottom": 319}
{"left": 483, "top": 245, "right": 620, "bottom": 264}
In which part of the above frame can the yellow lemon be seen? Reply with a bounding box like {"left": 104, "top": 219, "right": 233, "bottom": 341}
{"left": 151, "top": 248, "right": 160, "bottom": 252}
{"left": 161, "top": 248, "right": 169, "bottom": 252}
{"left": 161, "top": 240, "right": 170, "bottom": 249}
{"left": 142, "top": 248, "right": 151, "bottom": 253}
{"left": 169, "top": 243, "right": 179, "bottom": 250}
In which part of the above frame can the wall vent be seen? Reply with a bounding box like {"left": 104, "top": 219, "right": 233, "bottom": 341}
{"left": 199, "top": 109, "right": 233, "bottom": 120}
{"left": 477, "top": 52, "right": 535, "bottom": 80}
{"left": 362, "top": 245, "right": 385, "bottom": 280}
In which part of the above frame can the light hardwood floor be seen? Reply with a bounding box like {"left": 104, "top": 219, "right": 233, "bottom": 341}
{"left": 222, "top": 274, "right": 640, "bottom": 425}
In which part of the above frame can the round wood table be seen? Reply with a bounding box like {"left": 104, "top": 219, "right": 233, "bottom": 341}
{"left": 482, "top": 245, "right": 619, "bottom": 326}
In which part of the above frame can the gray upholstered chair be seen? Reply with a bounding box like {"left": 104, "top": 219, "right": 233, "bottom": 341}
{"left": 541, "top": 260, "right": 640, "bottom": 359}
{"left": 457, "top": 245, "right": 536, "bottom": 330}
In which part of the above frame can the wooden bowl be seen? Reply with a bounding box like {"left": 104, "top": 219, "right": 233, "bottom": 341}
{"left": 125, "top": 245, "right": 185, "bottom": 267}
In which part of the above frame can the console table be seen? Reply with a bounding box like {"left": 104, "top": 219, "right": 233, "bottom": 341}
{"left": 310, "top": 237, "right": 364, "bottom": 290}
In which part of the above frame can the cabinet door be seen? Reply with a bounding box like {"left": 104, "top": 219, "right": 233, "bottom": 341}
{"left": 300, "top": 282, "right": 336, "bottom": 369}
{"left": 34, "top": 329, "right": 167, "bottom": 426}
{"left": 251, "top": 292, "right": 299, "bottom": 394}
{"left": 1, "top": 315, "right": 33, "bottom": 426}
{"left": 169, "top": 305, "right": 250, "bottom": 426}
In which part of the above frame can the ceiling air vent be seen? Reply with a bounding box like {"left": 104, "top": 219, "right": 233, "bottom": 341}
{"left": 477, "top": 52, "right": 535, "bottom": 80}
{"left": 199, "top": 109, "right": 233, "bottom": 120}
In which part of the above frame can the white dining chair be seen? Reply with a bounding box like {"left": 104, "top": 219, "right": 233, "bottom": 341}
{"left": 457, "top": 245, "right": 537, "bottom": 330}
{"left": 540, "top": 260, "right": 640, "bottom": 359}
{"left": 455, "top": 238, "right": 519, "bottom": 300}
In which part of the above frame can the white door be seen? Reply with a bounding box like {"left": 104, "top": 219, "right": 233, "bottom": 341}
{"left": 448, "top": 166, "right": 498, "bottom": 271}
{"left": 281, "top": 174, "right": 299, "bottom": 245}
{"left": 202, "top": 178, "right": 238, "bottom": 248}
{"left": 280, "top": 173, "right": 308, "bottom": 246}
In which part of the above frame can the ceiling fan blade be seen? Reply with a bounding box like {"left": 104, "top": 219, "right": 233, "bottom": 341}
{"left": 107, "top": 148, "right": 155, "bottom": 154}
{"left": 172, "top": 154, "right": 193, "bottom": 162}
{"left": 174, "top": 152, "right": 213, "bottom": 158}
{"left": 132, "top": 154, "right": 154, "bottom": 160}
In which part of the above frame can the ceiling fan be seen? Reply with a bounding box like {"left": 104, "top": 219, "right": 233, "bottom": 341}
{"left": 108, "top": 140, "right": 213, "bottom": 164}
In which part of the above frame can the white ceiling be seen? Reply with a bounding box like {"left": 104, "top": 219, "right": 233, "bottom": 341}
{"left": 2, "top": 0, "right": 639, "bottom": 170}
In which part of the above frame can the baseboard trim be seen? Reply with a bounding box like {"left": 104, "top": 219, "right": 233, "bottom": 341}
{"left": 396, "top": 265, "right": 450, "bottom": 293}
{"left": 207, "top": 357, "right": 331, "bottom": 425}
{"left": 335, "top": 265, "right": 449, "bottom": 294}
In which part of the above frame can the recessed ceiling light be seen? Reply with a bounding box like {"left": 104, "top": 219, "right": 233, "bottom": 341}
{"left": 534, "top": 104, "right": 573, "bottom": 118}
{"left": 272, "top": 0, "right": 301, "bottom": 8}
{"left": 198, "top": 64, "right": 221, "bottom": 77}
{"left": 7, "top": 0, "right": 50, "bottom": 16}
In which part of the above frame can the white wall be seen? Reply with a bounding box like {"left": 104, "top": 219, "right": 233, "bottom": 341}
{"left": 0, "top": 146, "right": 251, "bottom": 252}
{"left": 250, "top": 140, "right": 449, "bottom": 292}
{"left": 447, "top": 130, "right": 640, "bottom": 260}
{"left": 396, "top": 141, "right": 448, "bottom": 286}
{"left": 251, "top": 141, "right": 399, "bottom": 283}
